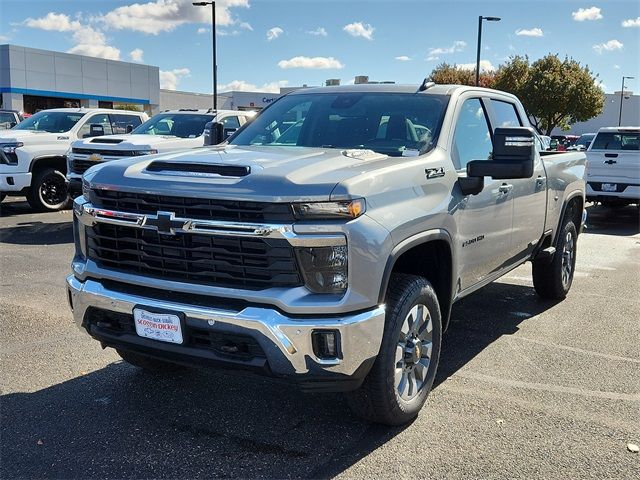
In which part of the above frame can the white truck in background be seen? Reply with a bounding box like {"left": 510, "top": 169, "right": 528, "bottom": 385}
{"left": 586, "top": 127, "right": 640, "bottom": 206}
{"left": 66, "top": 109, "right": 253, "bottom": 197}
{"left": 0, "top": 108, "right": 147, "bottom": 210}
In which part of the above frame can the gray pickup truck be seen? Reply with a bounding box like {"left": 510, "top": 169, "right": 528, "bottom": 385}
{"left": 66, "top": 84, "right": 586, "bottom": 425}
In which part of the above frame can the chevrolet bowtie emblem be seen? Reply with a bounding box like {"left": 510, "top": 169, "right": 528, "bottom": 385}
{"left": 88, "top": 153, "right": 102, "bottom": 161}
{"left": 143, "top": 211, "right": 188, "bottom": 235}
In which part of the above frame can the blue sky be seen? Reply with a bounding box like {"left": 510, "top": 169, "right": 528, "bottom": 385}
{"left": 1, "top": 0, "right": 638, "bottom": 94}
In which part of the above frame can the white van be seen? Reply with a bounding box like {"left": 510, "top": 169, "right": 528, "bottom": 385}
{"left": 586, "top": 127, "right": 640, "bottom": 206}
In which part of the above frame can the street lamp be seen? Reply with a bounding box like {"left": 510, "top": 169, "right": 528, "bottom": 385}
{"left": 193, "top": 1, "right": 217, "bottom": 111}
{"left": 476, "top": 16, "right": 501, "bottom": 87}
{"left": 618, "top": 76, "right": 634, "bottom": 126}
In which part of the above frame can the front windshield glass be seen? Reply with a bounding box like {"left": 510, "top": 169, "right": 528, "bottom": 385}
{"left": 13, "top": 111, "right": 84, "bottom": 133}
{"left": 132, "top": 113, "right": 214, "bottom": 138}
{"left": 576, "top": 134, "right": 595, "bottom": 147}
{"left": 229, "top": 92, "right": 449, "bottom": 156}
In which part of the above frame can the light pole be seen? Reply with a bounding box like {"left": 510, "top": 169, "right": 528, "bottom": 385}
{"left": 618, "top": 76, "right": 634, "bottom": 126}
{"left": 193, "top": 1, "right": 217, "bottom": 111}
{"left": 476, "top": 16, "right": 501, "bottom": 86}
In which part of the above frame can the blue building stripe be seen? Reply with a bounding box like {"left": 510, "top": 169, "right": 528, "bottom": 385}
{"left": 0, "top": 87, "right": 150, "bottom": 105}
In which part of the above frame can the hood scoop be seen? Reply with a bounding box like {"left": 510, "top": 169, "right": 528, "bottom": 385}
{"left": 91, "top": 138, "right": 124, "bottom": 144}
{"left": 146, "top": 160, "right": 251, "bottom": 178}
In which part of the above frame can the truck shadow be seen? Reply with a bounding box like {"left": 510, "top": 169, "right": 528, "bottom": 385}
{"left": 1, "top": 282, "right": 555, "bottom": 479}
{"left": 0, "top": 220, "right": 73, "bottom": 245}
{"left": 584, "top": 203, "right": 639, "bottom": 237}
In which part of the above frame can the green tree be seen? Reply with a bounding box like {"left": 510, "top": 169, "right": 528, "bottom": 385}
{"left": 428, "top": 62, "right": 496, "bottom": 87}
{"left": 114, "top": 104, "right": 142, "bottom": 112}
{"left": 493, "top": 54, "right": 604, "bottom": 135}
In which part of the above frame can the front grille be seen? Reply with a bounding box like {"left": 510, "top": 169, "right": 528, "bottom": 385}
{"left": 86, "top": 307, "right": 266, "bottom": 360}
{"left": 71, "top": 159, "right": 104, "bottom": 174}
{"left": 72, "top": 148, "right": 134, "bottom": 156}
{"left": 90, "top": 189, "right": 296, "bottom": 223}
{"left": 86, "top": 223, "right": 302, "bottom": 290}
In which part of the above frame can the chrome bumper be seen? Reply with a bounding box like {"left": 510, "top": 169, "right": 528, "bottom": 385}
{"left": 66, "top": 275, "right": 385, "bottom": 378}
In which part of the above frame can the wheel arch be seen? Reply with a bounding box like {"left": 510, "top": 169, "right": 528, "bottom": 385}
{"left": 30, "top": 155, "right": 68, "bottom": 174}
{"left": 379, "top": 229, "right": 456, "bottom": 331}
{"left": 557, "top": 191, "right": 585, "bottom": 240}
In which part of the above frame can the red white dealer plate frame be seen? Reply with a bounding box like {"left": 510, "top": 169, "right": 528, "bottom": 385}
{"left": 133, "top": 308, "right": 183, "bottom": 344}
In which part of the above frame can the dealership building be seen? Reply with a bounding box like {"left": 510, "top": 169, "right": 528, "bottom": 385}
{"left": 0, "top": 44, "right": 281, "bottom": 115}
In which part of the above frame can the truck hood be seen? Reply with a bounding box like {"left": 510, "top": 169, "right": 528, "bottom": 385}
{"left": 73, "top": 134, "right": 201, "bottom": 151}
{"left": 0, "top": 130, "right": 66, "bottom": 146}
{"left": 84, "top": 145, "right": 391, "bottom": 203}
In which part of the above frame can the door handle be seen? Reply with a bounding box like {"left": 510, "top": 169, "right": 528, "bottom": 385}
{"left": 536, "top": 176, "right": 546, "bottom": 187}
{"left": 498, "top": 183, "right": 513, "bottom": 195}
{"left": 604, "top": 153, "right": 618, "bottom": 158}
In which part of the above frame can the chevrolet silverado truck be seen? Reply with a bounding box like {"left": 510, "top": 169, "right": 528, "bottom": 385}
{"left": 0, "top": 108, "right": 147, "bottom": 210}
{"left": 67, "top": 84, "right": 586, "bottom": 425}
{"left": 66, "top": 109, "right": 253, "bottom": 197}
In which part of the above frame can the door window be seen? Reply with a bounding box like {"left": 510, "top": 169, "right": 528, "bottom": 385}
{"left": 78, "top": 114, "right": 113, "bottom": 138}
{"left": 220, "top": 116, "right": 241, "bottom": 129}
{"left": 110, "top": 114, "right": 143, "bottom": 134}
{"left": 491, "top": 100, "right": 522, "bottom": 128}
{"left": 452, "top": 99, "right": 493, "bottom": 170}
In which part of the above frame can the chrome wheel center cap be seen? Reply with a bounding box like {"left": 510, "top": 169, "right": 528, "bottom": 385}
{"left": 404, "top": 338, "right": 421, "bottom": 365}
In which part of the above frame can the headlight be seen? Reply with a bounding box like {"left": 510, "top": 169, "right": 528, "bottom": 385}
{"left": 296, "top": 245, "right": 348, "bottom": 294}
{"left": 291, "top": 199, "right": 365, "bottom": 220}
{"left": 1, "top": 142, "right": 23, "bottom": 154}
{"left": 132, "top": 149, "right": 158, "bottom": 156}
{"left": 82, "top": 179, "right": 91, "bottom": 199}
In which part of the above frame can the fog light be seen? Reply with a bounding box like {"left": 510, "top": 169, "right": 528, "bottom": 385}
{"left": 312, "top": 330, "right": 340, "bottom": 359}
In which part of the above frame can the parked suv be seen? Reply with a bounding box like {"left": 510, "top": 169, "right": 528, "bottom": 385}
{"left": 586, "top": 126, "right": 640, "bottom": 206}
{"left": 68, "top": 84, "right": 586, "bottom": 425}
{"left": 0, "top": 108, "right": 147, "bottom": 210}
{"left": 66, "top": 109, "right": 253, "bottom": 196}
{"left": 0, "top": 110, "right": 24, "bottom": 130}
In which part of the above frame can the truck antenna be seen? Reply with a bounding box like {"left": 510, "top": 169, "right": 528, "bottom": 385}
{"left": 417, "top": 78, "right": 435, "bottom": 93}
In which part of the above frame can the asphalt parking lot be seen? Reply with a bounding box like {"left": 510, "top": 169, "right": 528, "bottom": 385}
{"left": 1, "top": 198, "right": 638, "bottom": 479}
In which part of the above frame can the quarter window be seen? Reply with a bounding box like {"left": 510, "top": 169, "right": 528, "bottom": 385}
{"left": 220, "top": 116, "right": 241, "bottom": 129}
{"left": 491, "top": 100, "right": 522, "bottom": 128}
{"left": 452, "top": 98, "right": 493, "bottom": 170}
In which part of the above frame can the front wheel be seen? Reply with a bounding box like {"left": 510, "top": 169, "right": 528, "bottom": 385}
{"left": 26, "top": 167, "right": 70, "bottom": 212}
{"left": 346, "top": 274, "right": 442, "bottom": 425}
{"left": 533, "top": 219, "right": 578, "bottom": 300}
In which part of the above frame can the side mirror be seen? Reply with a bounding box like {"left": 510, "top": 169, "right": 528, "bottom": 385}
{"left": 88, "top": 123, "right": 105, "bottom": 137}
{"left": 126, "top": 124, "right": 134, "bottom": 133}
{"left": 203, "top": 121, "right": 225, "bottom": 145}
{"left": 467, "top": 127, "right": 536, "bottom": 180}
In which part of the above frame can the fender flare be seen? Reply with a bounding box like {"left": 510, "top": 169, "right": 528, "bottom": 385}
{"left": 29, "top": 155, "right": 68, "bottom": 173}
{"left": 555, "top": 189, "right": 585, "bottom": 242}
{"left": 378, "top": 228, "right": 457, "bottom": 305}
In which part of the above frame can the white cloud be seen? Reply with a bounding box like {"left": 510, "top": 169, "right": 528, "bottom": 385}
{"left": 159, "top": 68, "right": 191, "bottom": 90}
{"left": 24, "top": 12, "right": 81, "bottom": 31}
{"left": 427, "top": 40, "right": 466, "bottom": 61}
{"left": 622, "top": 17, "right": 640, "bottom": 27}
{"left": 456, "top": 60, "right": 496, "bottom": 72}
{"left": 572, "top": 7, "right": 603, "bottom": 21}
{"left": 197, "top": 27, "right": 208, "bottom": 34}
{"left": 0, "top": 34, "right": 10, "bottom": 42}
{"left": 266, "top": 27, "right": 283, "bottom": 41}
{"left": 239, "top": 21, "right": 253, "bottom": 31}
{"left": 130, "top": 48, "right": 144, "bottom": 62}
{"left": 593, "top": 39, "right": 623, "bottom": 54}
{"left": 102, "top": 0, "right": 249, "bottom": 35}
{"left": 614, "top": 64, "right": 621, "bottom": 69}
{"left": 343, "top": 22, "right": 374, "bottom": 40}
{"left": 515, "top": 27, "right": 544, "bottom": 37}
{"left": 68, "top": 44, "right": 121, "bottom": 60}
{"left": 307, "top": 27, "right": 328, "bottom": 37}
{"left": 219, "top": 80, "right": 289, "bottom": 93}
{"left": 278, "top": 56, "right": 344, "bottom": 69}
{"left": 395, "top": 55, "right": 411, "bottom": 61}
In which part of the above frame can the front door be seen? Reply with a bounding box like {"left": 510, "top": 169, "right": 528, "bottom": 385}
{"left": 451, "top": 97, "right": 514, "bottom": 290}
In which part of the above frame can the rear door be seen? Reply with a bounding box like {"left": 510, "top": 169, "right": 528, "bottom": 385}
{"left": 587, "top": 129, "right": 640, "bottom": 188}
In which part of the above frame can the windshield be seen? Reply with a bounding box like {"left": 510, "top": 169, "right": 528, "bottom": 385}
{"left": 13, "top": 111, "right": 84, "bottom": 133}
{"left": 0, "top": 112, "right": 17, "bottom": 129}
{"left": 576, "top": 134, "right": 595, "bottom": 147}
{"left": 229, "top": 92, "right": 449, "bottom": 156}
{"left": 132, "top": 113, "right": 214, "bottom": 138}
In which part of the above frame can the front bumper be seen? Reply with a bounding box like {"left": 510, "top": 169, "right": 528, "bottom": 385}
{"left": 66, "top": 275, "right": 385, "bottom": 391}
{"left": 0, "top": 172, "right": 31, "bottom": 192}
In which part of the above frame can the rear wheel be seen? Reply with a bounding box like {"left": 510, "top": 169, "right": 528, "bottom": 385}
{"left": 27, "top": 167, "right": 70, "bottom": 212}
{"left": 533, "top": 218, "right": 578, "bottom": 299}
{"left": 117, "top": 349, "right": 187, "bottom": 374}
{"left": 346, "top": 274, "right": 442, "bottom": 425}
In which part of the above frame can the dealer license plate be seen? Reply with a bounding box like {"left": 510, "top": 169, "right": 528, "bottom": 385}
{"left": 133, "top": 308, "right": 183, "bottom": 344}
{"left": 601, "top": 183, "right": 617, "bottom": 192}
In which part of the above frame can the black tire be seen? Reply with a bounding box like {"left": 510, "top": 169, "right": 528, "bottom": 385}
{"left": 533, "top": 219, "right": 578, "bottom": 300}
{"left": 26, "top": 167, "right": 70, "bottom": 212}
{"left": 0, "top": 193, "right": 5, "bottom": 203}
{"left": 117, "top": 349, "right": 187, "bottom": 374}
{"left": 346, "top": 274, "right": 442, "bottom": 426}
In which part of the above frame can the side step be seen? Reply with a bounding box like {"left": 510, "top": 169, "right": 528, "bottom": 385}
{"left": 536, "top": 246, "right": 556, "bottom": 260}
